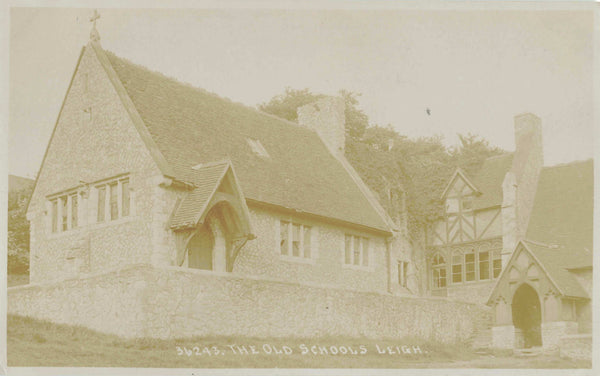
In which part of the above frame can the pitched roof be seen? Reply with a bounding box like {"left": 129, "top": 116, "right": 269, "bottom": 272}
{"left": 169, "top": 161, "right": 230, "bottom": 230}
{"left": 526, "top": 159, "right": 594, "bottom": 252}
{"left": 101, "top": 47, "right": 390, "bottom": 233}
{"left": 470, "top": 153, "right": 514, "bottom": 210}
{"left": 523, "top": 240, "right": 591, "bottom": 299}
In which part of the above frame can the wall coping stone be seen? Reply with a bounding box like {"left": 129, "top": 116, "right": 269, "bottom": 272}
{"left": 561, "top": 334, "right": 592, "bottom": 340}
{"left": 9, "top": 263, "right": 490, "bottom": 309}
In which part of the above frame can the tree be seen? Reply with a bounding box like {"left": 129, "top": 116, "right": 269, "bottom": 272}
{"left": 259, "top": 88, "right": 504, "bottom": 240}
{"left": 258, "top": 88, "right": 369, "bottom": 142}
{"left": 8, "top": 185, "right": 32, "bottom": 274}
{"left": 258, "top": 87, "right": 322, "bottom": 122}
{"left": 451, "top": 133, "right": 504, "bottom": 176}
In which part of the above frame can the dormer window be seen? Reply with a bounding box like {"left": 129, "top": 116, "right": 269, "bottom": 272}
{"left": 246, "top": 138, "right": 269, "bottom": 158}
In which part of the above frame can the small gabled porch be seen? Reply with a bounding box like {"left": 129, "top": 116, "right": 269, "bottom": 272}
{"left": 168, "top": 160, "right": 255, "bottom": 273}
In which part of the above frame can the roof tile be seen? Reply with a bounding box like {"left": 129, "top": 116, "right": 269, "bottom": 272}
{"left": 169, "top": 162, "right": 230, "bottom": 229}
{"left": 104, "top": 51, "right": 390, "bottom": 232}
{"left": 524, "top": 240, "right": 591, "bottom": 298}
{"left": 470, "top": 153, "right": 513, "bottom": 209}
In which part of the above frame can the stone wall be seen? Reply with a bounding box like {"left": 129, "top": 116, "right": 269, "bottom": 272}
{"left": 233, "top": 207, "right": 389, "bottom": 293}
{"left": 27, "top": 44, "right": 162, "bottom": 283}
{"left": 541, "top": 321, "right": 577, "bottom": 349}
{"left": 8, "top": 264, "right": 492, "bottom": 343}
{"left": 559, "top": 334, "right": 592, "bottom": 361}
{"left": 446, "top": 280, "right": 496, "bottom": 304}
{"left": 8, "top": 266, "right": 148, "bottom": 336}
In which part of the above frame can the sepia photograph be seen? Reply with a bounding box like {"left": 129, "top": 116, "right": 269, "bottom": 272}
{"left": 3, "top": 1, "right": 597, "bottom": 374}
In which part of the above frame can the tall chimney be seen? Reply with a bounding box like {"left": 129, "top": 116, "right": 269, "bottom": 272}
{"left": 512, "top": 113, "right": 543, "bottom": 179}
{"left": 297, "top": 97, "right": 346, "bottom": 156}
{"left": 504, "top": 113, "right": 544, "bottom": 246}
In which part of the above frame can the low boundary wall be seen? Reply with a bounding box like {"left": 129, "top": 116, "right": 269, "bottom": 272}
{"left": 8, "top": 264, "right": 492, "bottom": 343}
{"left": 559, "top": 334, "right": 592, "bottom": 361}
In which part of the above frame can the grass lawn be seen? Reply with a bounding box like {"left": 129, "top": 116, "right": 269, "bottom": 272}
{"left": 7, "top": 315, "right": 590, "bottom": 368}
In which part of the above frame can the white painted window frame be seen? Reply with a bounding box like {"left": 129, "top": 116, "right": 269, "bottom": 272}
{"left": 275, "top": 218, "right": 318, "bottom": 264}
{"left": 342, "top": 233, "right": 372, "bottom": 270}
{"left": 95, "top": 176, "right": 132, "bottom": 223}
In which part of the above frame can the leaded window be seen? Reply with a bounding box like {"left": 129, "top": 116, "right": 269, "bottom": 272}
{"left": 432, "top": 254, "right": 447, "bottom": 288}
{"left": 465, "top": 252, "right": 476, "bottom": 281}
{"left": 452, "top": 255, "right": 463, "bottom": 283}
{"left": 280, "top": 220, "right": 311, "bottom": 259}
{"left": 344, "top": 234, "right": 369, "bottom": 267}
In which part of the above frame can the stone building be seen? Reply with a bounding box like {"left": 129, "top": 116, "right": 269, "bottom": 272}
{"left": 10, "top": 25, "right": 591, "bottom": 353}
{"left": 425, "top": 113, "right": 545, "bottom": 303}
{"left": 487, "top": 160, "right": 593, "bottom": 351}
{"left": 425, "top": 113, "right": 593, "bottom": 351}
{"left": 25, "top": 37, "right": 413, "bottom": 294}
{"left": 9, "top": 33, "right": 493, "bottom": 342}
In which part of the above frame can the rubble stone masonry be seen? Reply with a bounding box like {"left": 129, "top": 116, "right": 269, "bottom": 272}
{"left": 8, "top": 264, "right": 492, "bottom": 342}
{"left": 26, "top": 45, "right": 162, "bottom": 283}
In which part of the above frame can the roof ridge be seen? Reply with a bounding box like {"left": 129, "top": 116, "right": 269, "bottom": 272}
{"left": 484, "top": 152, "right": 513, "bottom": 161}
{"left": 542, "top": 158, "right": 593, "bottom": 170}
{"left": 522, "top": 239, "right": 558, "bottom": 249}
{"left": 192, "top": 159, "right": 231, "bottom": 170}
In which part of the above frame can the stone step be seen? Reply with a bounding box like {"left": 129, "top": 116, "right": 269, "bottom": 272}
{"left": 513, "top": 346, "right": 544, "bottom": 357}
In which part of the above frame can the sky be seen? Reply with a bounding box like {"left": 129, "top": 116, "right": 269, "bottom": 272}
{"left": 8, "top": 5, "right": 595, "bottom": 178}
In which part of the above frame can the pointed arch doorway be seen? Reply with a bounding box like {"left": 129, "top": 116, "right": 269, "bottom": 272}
{"left": 187, "top": 222, "right": 214, "bottom": 270}
{"left": 511, "top": 283, "right": 542, "bottom": 348}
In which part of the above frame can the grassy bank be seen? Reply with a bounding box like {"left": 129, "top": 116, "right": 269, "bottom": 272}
{"left": 7, "top": 314, "right": 589, "bottom": 368}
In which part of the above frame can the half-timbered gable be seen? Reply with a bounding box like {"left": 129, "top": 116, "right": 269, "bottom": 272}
{"left": 426, "top": 155, "right": 512, "bottom": 301}
{"left": 425, "top": 114, "right": 545, "bottom": 303}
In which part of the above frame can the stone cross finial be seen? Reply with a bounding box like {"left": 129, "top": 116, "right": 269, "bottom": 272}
{"left": 89, "top": 9, "right": 101, "bottom": 42}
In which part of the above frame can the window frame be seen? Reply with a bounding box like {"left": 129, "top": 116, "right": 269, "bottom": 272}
{"left": 478, "top": 250, "right": 491, "bottom": 280}
{"left": 431, "top": 253, "right": 447, "bottom": 289}
{"left": 343, "top": 234, "right": 370, "bottom": 269}
{"left": 443, "top": 247, "right": 502, "bottom": 285}
{"left": 398, "top": 260, "right": 409, "bottom": 287}
{"left": 95, "top": 177, "right": 131, "bottom": 223}
{"left": 451, "top": 254, "right": 463, "bottom": 284}
{"left": 493, "top": 255, "right": 502, "bottom": 278}
{"left": 48, "top": 190, "right": 81, "bottom": 234}
{"left": 278, "top": 219, "right": 313, "bottom": 261}
{"left": 464, "top": 251, "right": 476, "bottom": 282}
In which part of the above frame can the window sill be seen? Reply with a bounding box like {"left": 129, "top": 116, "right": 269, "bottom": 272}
{"left": 450, "top": 278, "right": 497, "bottom": 286}
{"left": 47, "top": 227, "right": 85, "bottom": 239}
{"left": 342, "top": 263, "right": 374, "bottom": 272}
{"left": 92, "top": 215, "right": 136, "bottom": 229}
{"left": 279, "top": 254, "right": 316, "bottom": 265}
{"left": 46, "top": 216, "right": 137, "bottom": 238}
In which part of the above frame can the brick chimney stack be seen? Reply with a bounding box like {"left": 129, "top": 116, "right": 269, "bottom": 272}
{"left": 501, "top": 113, "right": 544, "bottom": 264}
{"left": 297, "top": 97, "right": 346, "bottom": 157}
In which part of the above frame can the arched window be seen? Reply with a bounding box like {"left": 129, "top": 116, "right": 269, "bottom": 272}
{"left": 431, "top": 254, "right": 447, "bottom": 289}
